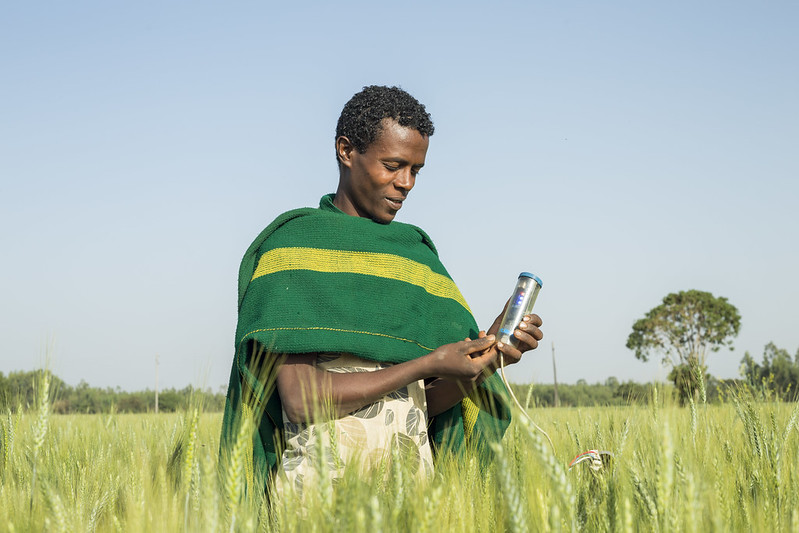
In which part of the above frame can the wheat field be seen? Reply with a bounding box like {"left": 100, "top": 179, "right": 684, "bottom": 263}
{"left": 1, "top": 377, "right": 798, "bottom": 532}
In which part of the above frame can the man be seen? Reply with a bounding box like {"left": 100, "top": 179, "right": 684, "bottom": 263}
{"left": 220, "top": 85, "right": 543, "bottom": 497}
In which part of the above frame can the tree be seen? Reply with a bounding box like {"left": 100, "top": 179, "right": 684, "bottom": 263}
{"left": 740, "top": 342, "right": 799, "bottom": 400}
{"left": 626, "top": 290, "right": 741, "bottom": 403}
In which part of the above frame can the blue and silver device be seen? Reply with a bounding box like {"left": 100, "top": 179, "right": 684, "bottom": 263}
{"left": 497, "top": 272, "right": 543, "bottom": 347}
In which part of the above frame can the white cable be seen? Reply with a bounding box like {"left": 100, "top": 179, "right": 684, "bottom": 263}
{"left": 499, "top": 352, "right": 556, "bottom": 454}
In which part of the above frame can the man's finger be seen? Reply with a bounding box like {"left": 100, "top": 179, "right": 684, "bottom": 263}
{"left": 518, "top": 323, "right": 544, "bottom": 342}
{"left": 522, "top": 314, "right": 543, "bottom": 327}
{"left": 514, "top": 332, "right": 539, "bottom": 351}
{"left": 496, "top": 341, "right": 523, "bottom": 363}
{"left": 470, "top": 346, "right": 498, "bottom": 367}
{"left": 462, "top": 335, "right": 495, "bottom": 354}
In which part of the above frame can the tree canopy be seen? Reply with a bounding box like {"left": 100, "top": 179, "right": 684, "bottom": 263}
{"left": 740, "top": 342, "right": 799, "bottom": 400}
{"left": 626, "top": 289, "right": 741, "bottom": 369}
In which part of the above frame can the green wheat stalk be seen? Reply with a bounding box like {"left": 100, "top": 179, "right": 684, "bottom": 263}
{"left": 369, "top": 494, "right": 383, "bottom": 530}
{"left": 200, "top": 450, "right": 220, "bottom": 533}
{"left": 524, "top": 383, "right": 535, "bottom": 410}
{"left": 224, "top": 411, "right": 252, "bottom": 533}
{"left": 696, "top": 365, "right": 707, "bottom": 405}
{"left": 490, "top": 442, "right": 527, "bottom": 533}
{"left": 182, "top": 407, "right": 199, "bottom": 531}
{"left": 2, "top": 408, "right": 14, "bottom": 475}
{"left": 32, "top": 370, "right": 51, "bottom": 458}
{"left": 30, "top": 370, "right": 51, "bottom": 515}
{"left": 87, "top": 490, "right": 111, "bottom": 533}
{"left": 41, "top": 480, "right": 68, "bottom": 533}
{"left": 518, "top": 410, "right": 574, "bottom": 516}
{"left": 391, "top": 442, "right": 405, "bottom": 513}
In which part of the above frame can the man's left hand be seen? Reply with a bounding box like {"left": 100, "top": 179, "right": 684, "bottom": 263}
{"left": 492, "top": 313, "right": 543, "bottom": 365}
{"left": 485, "top": 298, "right": 544, "bottom": 366}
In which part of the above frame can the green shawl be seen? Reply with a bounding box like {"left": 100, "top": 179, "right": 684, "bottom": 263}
{"left": 220, "top": 194, "right": 510, "bottom": 490}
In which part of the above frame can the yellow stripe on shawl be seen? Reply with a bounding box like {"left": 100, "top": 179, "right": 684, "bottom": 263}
{"left": 462, "top": 397, "right": 480, "bottom": 441}
{"left": 252, "top": 247, "right": 472, "bottom": 313}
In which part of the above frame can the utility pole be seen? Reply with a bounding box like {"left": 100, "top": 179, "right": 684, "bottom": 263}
{"left": 155, "top": 354, "right": 159, "bottom": 414}
{"left": 552, "top": 341, "right": 560, "bottom": 407}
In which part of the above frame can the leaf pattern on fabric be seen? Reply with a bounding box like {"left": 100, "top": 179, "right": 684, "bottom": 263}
{"left": 283, "top": 420, "right": 301, "bottom": 436}
{"left": 393, "top": 433, "right": 421, "bottom": 474}
{"left": 316, "top": 353, "right": 342, "bottom": 365}
{"left": 282, "top": 449, "right": 305, "bottom": 472}
{"left": 327, "top": 366, "right": 370, "bottom": 374}
{"left": 352, "top": 400, "right": 384, "bottom": 419}
{"left": 421, "top": 457, "right": 433, "bottom": 477}
{"left": 408, "top": 381, "right": 427, "bottom": 407}
{"left": 295, "top": 425, "right": 314, "bottom": 447}
{"left": 387, "top": 386, "right": 409, "bottom": 401}
{"left": 406, "top": 406, "right": 423, "bottom": 435}
{"left": 418, "top": 430, "right": 427, "bottom": 446}
{"left": 366, "top": 448, "right": 389, "bottom": 471}
{"left": 384, "top": 408, "right": 395, "bottom": 425}
{"left": 335, "top": 418, "right": 368, "bottom": 449}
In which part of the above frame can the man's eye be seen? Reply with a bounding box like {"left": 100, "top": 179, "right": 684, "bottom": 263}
{"left": 383, "top": 163, "right": 400, "bottom": 171}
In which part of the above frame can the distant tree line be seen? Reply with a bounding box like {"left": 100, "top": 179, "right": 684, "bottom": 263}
{"left": 507, "top": 378, "right": 733, "bottom": 407}
{"left": 740, "top": 342, "right": 799, "bottom": 401}
{"left": 3, "top": 340, "right": 796, "bottom": 413}
{"left": 506, "top": 379, "right": 645, "bottom": 408}
{"left": 507, "top": 342, "right": 797, "bottom": 407}
{"left": 0, "top": 370, "right": 226, "bottom": 413}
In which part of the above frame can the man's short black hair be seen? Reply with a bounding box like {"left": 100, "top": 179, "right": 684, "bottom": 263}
{"left": 336, "top": 85, "right": 434, "bottom": 159}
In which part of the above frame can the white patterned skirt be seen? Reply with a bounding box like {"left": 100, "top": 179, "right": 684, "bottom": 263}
{"left": 274, "top": 353, "right": 434, "bottom": 499}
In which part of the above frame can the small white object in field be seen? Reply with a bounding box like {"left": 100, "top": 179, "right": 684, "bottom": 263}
{"left": 568, "top": 449, "right": 613, "bottom": 471}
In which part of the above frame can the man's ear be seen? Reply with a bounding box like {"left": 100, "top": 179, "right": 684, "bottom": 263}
{"left": 336, "top": 136, "right": 355, "bottom": 168}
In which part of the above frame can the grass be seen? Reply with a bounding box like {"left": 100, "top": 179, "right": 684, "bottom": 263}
{"left": 1, "top": 379, "right": 798, "bottom": 532}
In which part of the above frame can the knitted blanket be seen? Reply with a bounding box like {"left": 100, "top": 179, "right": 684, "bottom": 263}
{"left": 220, "top": 194, "right": 510, "bottom": 490}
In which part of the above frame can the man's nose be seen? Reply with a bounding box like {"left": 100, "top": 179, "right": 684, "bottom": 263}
{"left": 395, "top": 169, "right": 415, "bottom": 191}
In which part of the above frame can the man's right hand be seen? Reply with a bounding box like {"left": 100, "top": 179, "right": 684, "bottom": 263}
{"left": 422, "top": 335, "right": 498, "bottom": 383}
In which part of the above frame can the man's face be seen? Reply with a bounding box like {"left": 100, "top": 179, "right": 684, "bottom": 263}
{"left": 335, "top": 119, "right": 429, "bottom": 224}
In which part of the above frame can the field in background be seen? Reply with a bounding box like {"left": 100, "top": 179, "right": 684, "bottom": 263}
{"left": 1, "top": 384, "right": 798, "bottom": 532}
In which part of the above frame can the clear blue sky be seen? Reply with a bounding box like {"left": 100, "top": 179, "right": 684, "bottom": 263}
{"left": 2, "top": 1, "right": 797, "bottom": 391}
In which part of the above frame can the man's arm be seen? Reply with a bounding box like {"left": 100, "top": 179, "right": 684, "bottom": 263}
{"left": 423, "top": 313, "right": 544, "bottom": 416}
{"left": 276, "top": 335, "right": 497, "bottom": 423}
{"left": 277, "top": 312, "right": 543, "bottom": 423}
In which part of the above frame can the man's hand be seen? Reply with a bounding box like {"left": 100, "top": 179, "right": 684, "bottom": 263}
{"left": 422, "top": 335, "right": 498, "bottom": 383}
{"left": 486, "top": 298, "right": 544, "bottom": 366}
{"left": 496, "top": 313, "right": 544, "bottom": 364}
{"left": 423, "top": 335, "right": 501, "bottom": 416}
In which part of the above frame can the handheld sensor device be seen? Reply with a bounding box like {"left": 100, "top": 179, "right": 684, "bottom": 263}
{"left": 495, "top": 271, "right": 554, "bottom": 453}
{"left": 497, "top": 272, "right": 543, "bottom": 347}
{"left": 493, "top": 273, "right": 608, "bottom": 468}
